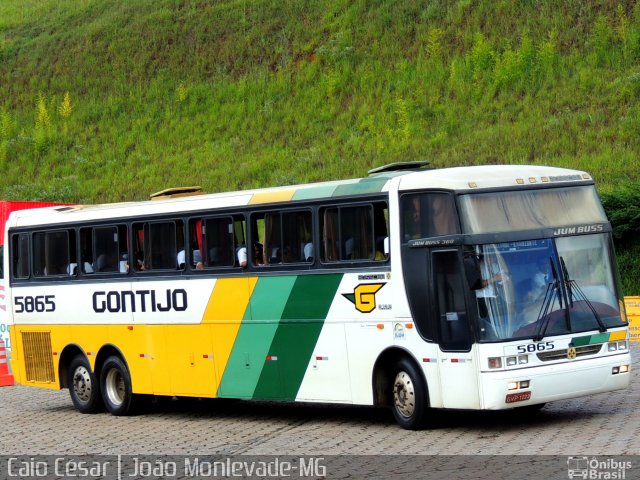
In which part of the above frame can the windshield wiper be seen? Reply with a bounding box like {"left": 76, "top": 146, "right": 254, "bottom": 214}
{"left": 560, "top": 256, "right": 607, "bottom": 333}
{"left": 534, "top": 258, "right": 562, "bottom": 341}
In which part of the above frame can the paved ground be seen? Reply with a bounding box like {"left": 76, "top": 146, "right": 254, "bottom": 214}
{"left": 1, "top": 345, "right": 638, "bottom": 457}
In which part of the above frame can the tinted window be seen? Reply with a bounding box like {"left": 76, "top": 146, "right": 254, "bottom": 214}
{"left": 321, "top": 202, "right": 388, "bottom": 262}
{"left": 133, "top": 221, "right": 184, "bottom": 271}
{"left": 11, "top": 234, "right": 29, "bottom": 279}
{"left": 401, "top": 193, "right": 459, "bottom": 241}
{"left": 80, "top": 225, "right": 128, "bottom": 274}
{"left": 251, "top": 210, "right": 312, "bottom": 265}
{"left": 33, "top": 230, "right": 75, "bottom": 276}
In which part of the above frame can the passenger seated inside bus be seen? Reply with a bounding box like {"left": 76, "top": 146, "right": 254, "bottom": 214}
{"left": 95, "top": 252, "right": 119, "bottom": 273}
{"left": 303, "top": 242, "right": 314, "bottom": 262}
{"left": 254, "top": 242, "right": 265, "bottom": 265}
{"left": 237, "top": 245, "right": 247, "bottom": 268}
{"left": 177, "top": 250, "right": 186, "bottom": 269}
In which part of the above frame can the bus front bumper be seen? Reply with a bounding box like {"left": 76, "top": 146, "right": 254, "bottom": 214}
{"left": 479, "top": 352, "right": 631, "bottom": 410}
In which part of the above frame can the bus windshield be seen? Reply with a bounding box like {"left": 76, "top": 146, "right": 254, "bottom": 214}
{"left": 469, "top": 234, "right": 626, "bottom": 342}
{"left": 458, "top": 185, "right": 607, "bottom": 234}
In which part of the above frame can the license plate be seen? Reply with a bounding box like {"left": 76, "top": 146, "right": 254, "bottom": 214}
{"left": 505, "top": 391, "right": 531, "bottom": 404}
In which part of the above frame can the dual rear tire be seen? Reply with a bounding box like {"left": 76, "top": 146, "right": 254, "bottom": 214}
{"left": 68, "top": 354, "right": 138, "bottom": 416}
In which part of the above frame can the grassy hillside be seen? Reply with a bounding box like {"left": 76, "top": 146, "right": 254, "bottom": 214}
{"left": 0, "top": 0, "right": 639, "bottom": 291}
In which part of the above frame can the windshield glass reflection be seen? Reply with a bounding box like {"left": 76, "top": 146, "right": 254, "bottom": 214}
{"left": 468, "top": 234, "right": 625, "bottom": 342}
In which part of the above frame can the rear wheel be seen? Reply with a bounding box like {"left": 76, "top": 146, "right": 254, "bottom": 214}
{"left": 391, "top": 358, "right": 428, "bottom": 430}
{"left": 100, "top": 356, "right": 138, "bottom": 415}
{"left": 68, "top": 355, "right": 103, "bottom": 413}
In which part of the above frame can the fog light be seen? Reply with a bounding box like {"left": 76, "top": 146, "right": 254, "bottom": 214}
{"left": 489, "top": 357, "right": 502, "bottom": 369}
{"left": 620, "top": 365, "right": 630, "bottom": 374}
{"left": 608, "top": 343, "right": 618, "bottom": 352}
{"left": 612, "top": 366, "right": 620, "bottom": 374}
{"left": 518, "top": 355, "right": 528, "bottom": 364}
{"left": 506, "top": 356, "right": 517, "bottom": 366}
{"left": 617, "top": 341, "right": 628, "bottom": 351}
{"left": 520, "top": 380, "right": 530, "bottom": 388}
{"left": 507, "top": 382, "right": 518, "bottom": 390}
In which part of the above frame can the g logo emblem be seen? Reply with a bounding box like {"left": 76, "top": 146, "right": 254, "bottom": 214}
{"left": 343, "top": 283, "right": 385, "bottom": 313}
{"left": 567, "top": 346, "right": 577, "bottom": 360}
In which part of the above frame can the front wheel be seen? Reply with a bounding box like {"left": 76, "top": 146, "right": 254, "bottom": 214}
{"left": 100, "top": 356, "right": 138, "bottom": 416}
{"left": 391, "top": 358, "right": 428, "bottom": 430}
{"left": 68, "top": 355, "right": 103, "bottom": 413}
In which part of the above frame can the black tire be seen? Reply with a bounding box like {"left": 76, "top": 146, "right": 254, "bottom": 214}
{"left": 391, "top": 357, "right": 428, "bottom": 430}
{"left": 100, "top": 355, "right": 138, "bottom": 416}
{"left": 68, "top": 355, "right": 103, "bottom": 413}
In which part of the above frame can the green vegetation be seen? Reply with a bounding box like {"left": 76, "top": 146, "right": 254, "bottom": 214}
{"left": 0, "top": 0, "right": 639, "bottom": 292}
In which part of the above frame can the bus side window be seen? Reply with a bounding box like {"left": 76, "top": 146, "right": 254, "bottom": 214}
{"left": 401, "top": 193, "right": 459, "bottom": 241}
{"left": 33, "top": 230, "right": 75, "bottom": 277}
{"left": 197, "top": 217, "right": 235, "bottom": 268}
{"left": 11, "top": 233, "right": 29, "bottom": 279}
{"left": 133, "top": 221, "right": 183, "bottom": 271}
{"left": 81, "top": 225, "right": 128, "bottom": 274}
{"left": 321, "top": 204, "right": 384, "bottom": 262}
{"left": 282, "top": 210, "right": 312, "bottom": 264}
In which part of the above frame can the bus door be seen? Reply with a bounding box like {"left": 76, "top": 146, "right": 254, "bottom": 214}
{"left": 431, "top": 249, "right": 480, "bottom": 409}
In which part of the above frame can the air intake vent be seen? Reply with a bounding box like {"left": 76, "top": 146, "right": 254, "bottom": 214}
{"left": 22, "top": 331, "right": 55, "bottom": 383}
{"left": 537, "top": 344, "right": 602, "bottom": 362}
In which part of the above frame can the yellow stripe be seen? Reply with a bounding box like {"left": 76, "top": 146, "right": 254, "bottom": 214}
{"left": 609, "top": 329, "right": 628, "bottom": 341}
{"left": 249, "top": 189, "right": 295, "bottom": 205}
{"left": 202, "top": 277, "right": 258, "bottom": 395}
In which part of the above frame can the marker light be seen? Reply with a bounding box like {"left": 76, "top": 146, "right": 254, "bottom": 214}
{"left": 488, "top": 357, "right": 502, "bottom": 369}
{"left": 507, "top": 380, "right": 530, "bottom": 390}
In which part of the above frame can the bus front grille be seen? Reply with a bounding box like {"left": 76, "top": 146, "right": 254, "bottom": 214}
{"left": 21, "top": 331, "right": 55, "bottom": 383}
{"left": 536, "top": 344, "right": 603, "bottom": 362}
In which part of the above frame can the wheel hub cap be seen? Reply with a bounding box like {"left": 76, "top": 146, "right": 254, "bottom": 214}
{"left": 73, "top": 366, "right": 92, "bottom": 403}
{"left": 393, "top": 371, "right": 415, "bottom": 418}
{"left": 105, "top": 369, "right": 125, "bottom": 406}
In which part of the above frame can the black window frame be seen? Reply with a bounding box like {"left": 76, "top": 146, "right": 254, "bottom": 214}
{"left": 248, "top": 207, "right": 314, "bottom": 267}
{"left": 319, "top": 200, "right": 389, "bottom": 265}
{"left": 32, "top": 229, "right": 76, "bottom": 278}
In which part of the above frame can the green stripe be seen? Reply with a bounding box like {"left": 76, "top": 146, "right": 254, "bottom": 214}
{"left": 588, "top": 332, "right": 610, "bottom": 344}
{"left": 571, "top": 335, "right": 592, "bottom": 347}
{"left": 253, "top": 274, "right": 343, "bottom": 400}
{"left": 571, "top": 332, "right": 611, "bottom": 346}
{"left": 292, "top": 184, "right": 338, "bottom": 200}
{"left": 218, "top": 276, "right": 297, "bottom": 398}
{"left": 332, "top": 177, "right": 389, "bottom": 197}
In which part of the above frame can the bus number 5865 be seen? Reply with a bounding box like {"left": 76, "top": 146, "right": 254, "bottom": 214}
{"left": 14, "top": 295, "right": 56, "bottom": 313}
{"left": 517, "top": 341, "right": 554, "bottom": 354}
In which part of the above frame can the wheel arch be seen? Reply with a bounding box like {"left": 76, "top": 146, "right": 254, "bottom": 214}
{"left": 58, "top": 344, "right": 87, "bottom": 389}
{"left": 95, "top": 344, "right": 129, "bottom": 382}
{"left": 371, "top": 347, "right": 429, "bottom": 407}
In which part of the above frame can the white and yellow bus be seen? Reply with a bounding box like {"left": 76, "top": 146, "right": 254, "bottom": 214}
{"left": 5, "top": 163, "right": 630, "bottom": 429}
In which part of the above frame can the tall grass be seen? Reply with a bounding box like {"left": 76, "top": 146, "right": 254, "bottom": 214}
{"left": 0, "top": 0, "right": 639, "bottom": 292}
